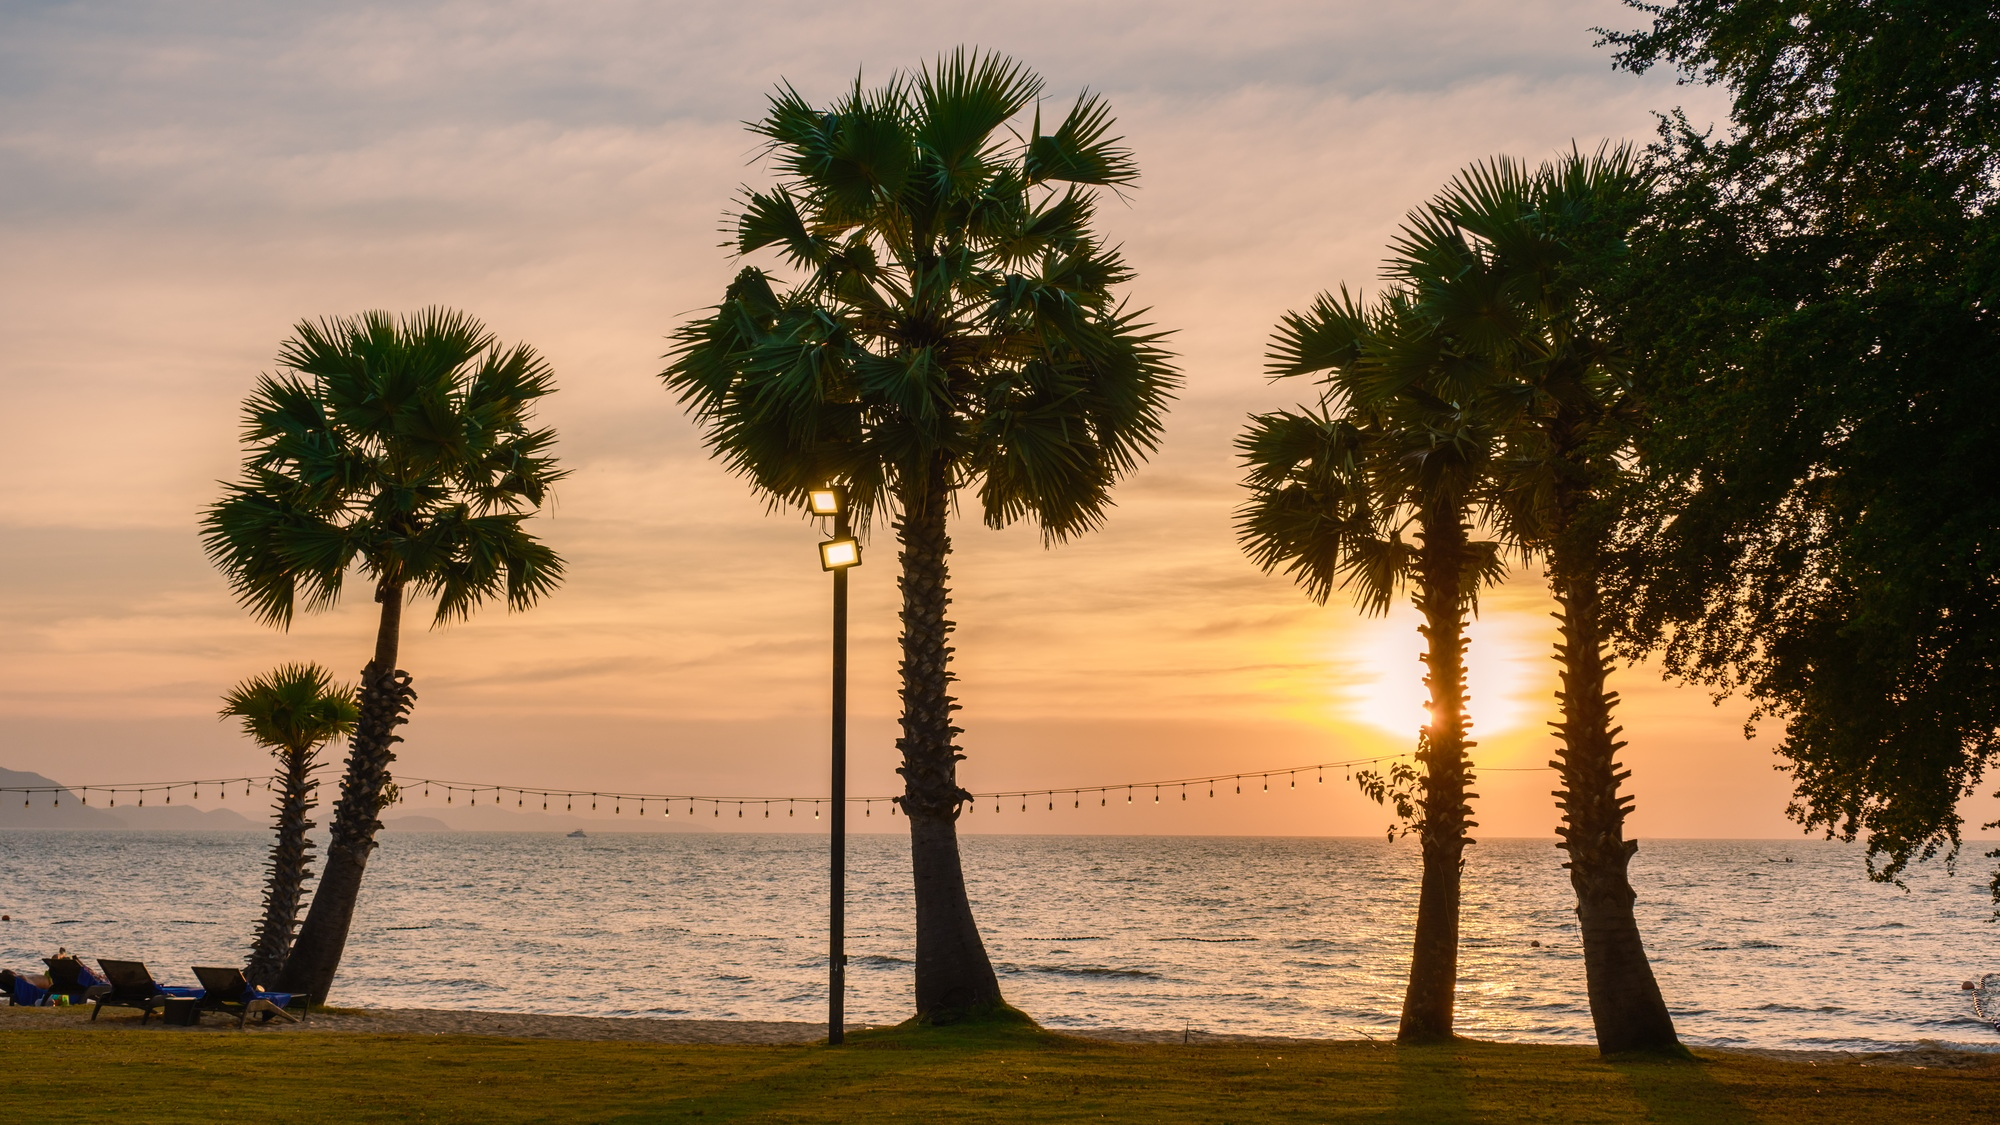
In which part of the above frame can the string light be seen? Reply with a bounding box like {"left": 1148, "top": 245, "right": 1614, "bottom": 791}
{"left": 5, "top": 753, "right": 1454, "bottom": 824}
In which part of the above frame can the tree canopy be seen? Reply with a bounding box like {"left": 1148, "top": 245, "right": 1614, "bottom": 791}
{"left": 662, "top": 49, "right": 1178, "bottom": 540}
{"left": 1600, "top": 0, "right": 2000, "bottom": 887}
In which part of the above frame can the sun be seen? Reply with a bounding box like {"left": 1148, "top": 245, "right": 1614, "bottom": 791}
{"left": 1330, "top": 606, "right": 1543, "bottom": 740}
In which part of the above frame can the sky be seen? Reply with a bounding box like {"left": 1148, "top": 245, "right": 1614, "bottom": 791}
{"left": 3, "top": 0, "right": 1985, "bottom": 841}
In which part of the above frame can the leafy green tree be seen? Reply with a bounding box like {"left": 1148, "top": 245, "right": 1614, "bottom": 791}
{"left": 664, "top": 50, "right": 1177, "bottom": 1022}
{"left": 1398, "top": 151, "right": 1681, "bottom": 1054}
{"left": 202, "top": 308, "right": 565, "bottom": 1002}
{"left": 1599, "top": 2, "right": 2000, "bottom": 895}
{"left": 220, "top": 663, "right": 359, "bottom": 987}
{"left": 1239, "top": 286, "right": 1507, "bottom": 1043}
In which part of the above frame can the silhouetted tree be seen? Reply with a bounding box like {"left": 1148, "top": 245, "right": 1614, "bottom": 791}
{"left": 1602, "top": 1, "right": 2000, "bottom": 898}
{"left": 202, "top": 308, "right": 565, "bottom": 1002}
{"left": 1397, "top": 151, "right": 1681, "bottom": 1054}
{"left": 221, "top": 663, "right": 358, "bottom": 987}
{"left": 665, "top": 50, "right": 1177, "bottom": 1022}
{"left": 1239, "top": 284, "right": 1507, "bottom": 1043}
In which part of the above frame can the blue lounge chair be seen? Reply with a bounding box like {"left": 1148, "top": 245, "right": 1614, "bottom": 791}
{"left": 191, "top": 966, "right": 307, "bottom": 1028}
{"left": 90, "top": 960, "right": 199, "bottom": 1023}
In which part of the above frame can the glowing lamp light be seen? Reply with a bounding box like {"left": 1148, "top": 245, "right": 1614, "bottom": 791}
{"left": 819, "top": 537, "right": 861, "bottom": 571}
{"left": 808, "top": 488, "right": 844, "bottom": 516}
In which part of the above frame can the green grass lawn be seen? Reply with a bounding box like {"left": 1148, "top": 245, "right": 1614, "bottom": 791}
{"left": 4, "top": 1015, "right": 1992, "bottom": 1123}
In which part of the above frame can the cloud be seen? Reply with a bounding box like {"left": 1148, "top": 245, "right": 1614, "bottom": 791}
{"left": 0, "top": 0, "right": 1791, "bottom": 837}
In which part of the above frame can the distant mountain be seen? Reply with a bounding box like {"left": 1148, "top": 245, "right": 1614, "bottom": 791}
{"left": 0, "top": 767, "right": 257, "bottom": 830}
{"left": 0, "top": 767, "right": 120, "bottom": 828}
{"left": 111, "top": 805, "right": 258, "bottom": 830}
{"left": 381, "top": 814, "right": 453, "bottom": 832}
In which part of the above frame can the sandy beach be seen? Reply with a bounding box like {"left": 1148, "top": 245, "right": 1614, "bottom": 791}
{"left": 3, "top": 1003, "right": 1990, "bottom": 1069}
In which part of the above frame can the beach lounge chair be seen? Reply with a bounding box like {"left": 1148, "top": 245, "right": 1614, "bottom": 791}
{"left": 191, "top": 966, "right": 307, "bottom": 1028}
{"left": 90, "top": 960, "right": 198, "bottom": 1024}
{"left": 43, "top": 956, "right": 110, "bottom": 1005}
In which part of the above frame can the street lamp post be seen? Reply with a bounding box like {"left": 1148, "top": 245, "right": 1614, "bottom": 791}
{"left": 811, "top": 487, "right": 860, "bottom": 1046}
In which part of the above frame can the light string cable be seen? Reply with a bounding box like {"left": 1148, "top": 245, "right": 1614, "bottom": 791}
{"left": 0, "top": 776, "right": 271, "bottom": 809}
{"left": 3, "top": 753, "right": 1558, "bottom": 819}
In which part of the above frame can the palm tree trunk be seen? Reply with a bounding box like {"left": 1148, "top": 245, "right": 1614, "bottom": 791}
{"left": 1551, "top": 545, "right": 1680, "bottom": 1054}
{"left": 246, "top": 745, "right": 319, "bottom": 988}
{"left": 280, "top": 578, "right": 415, "bottom": 1003}
{"left": 896, "top": 457, "right": 1004, "bottom": 1023}
{"left": 1399, "top": 505, "right": 1476, "bottom": 1044}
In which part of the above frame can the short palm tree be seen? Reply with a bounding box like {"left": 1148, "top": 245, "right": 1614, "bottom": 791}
{"left": 1239, "top": 286, "right": 1508, "bottom": 1043}
{"left": 1395, "top": 150, "right": 1681, "bottom": 1054}
{"left": 664, "top": 49, "right": 1178, "bottom": 1022}
{"left": 221, "top": 664, "right": 358, "bottom": 988}
{"left": 201, "top": 307, "right": 566, "bottom": 1003}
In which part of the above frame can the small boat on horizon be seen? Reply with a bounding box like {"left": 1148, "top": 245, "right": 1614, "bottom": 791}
{"left": 566, "top": 829, "right": 587, "bottom": 838}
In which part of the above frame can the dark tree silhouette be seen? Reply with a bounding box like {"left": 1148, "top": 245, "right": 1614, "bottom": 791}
{"left": 220, "top": 663, "right": 358, "bottom": 987}
{"left": 1239, "top": 285, "right": 1508, "bottom": 1043}
{"left": 665, "top": 50, "right": 1177, "bottom": 1022}
{"left": 202, "top": 308, "right": 565, "bottom": 1003}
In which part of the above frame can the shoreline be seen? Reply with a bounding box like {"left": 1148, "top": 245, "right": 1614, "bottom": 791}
{"left": 3, "top": 1004, "right": 1992, "bottom": 1067}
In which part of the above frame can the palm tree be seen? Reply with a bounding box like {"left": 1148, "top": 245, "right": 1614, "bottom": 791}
{"left": 201, "top": 307, "right": 566, "bottom": 1003}
{"left": 663, "top": 49, "right": 1178, "bottom": 1023}
{"left": 1239, "top": 287, "right": 1507, "bottom": 1043}
{"left": 1396, "top": 150, "right": 1682, "bottom": 1054}
{"left": 221, "top": 664, "right": 359, "bottom": 987}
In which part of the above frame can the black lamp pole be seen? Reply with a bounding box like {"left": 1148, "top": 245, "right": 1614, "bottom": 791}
{"left": 824, "top": 495, "right": 852, "bottom": 1046}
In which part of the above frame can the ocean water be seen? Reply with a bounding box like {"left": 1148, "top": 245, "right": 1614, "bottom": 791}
{"left": 0, "top": 830, "right": 1994, "bottom": 1052}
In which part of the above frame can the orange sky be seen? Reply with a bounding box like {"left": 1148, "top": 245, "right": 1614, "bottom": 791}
{"left": 2, "top": 0, "right": 1990, "bottom": 843}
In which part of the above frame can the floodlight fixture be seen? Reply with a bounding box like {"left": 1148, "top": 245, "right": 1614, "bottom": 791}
{"left": 808, "top": 486, "right": 846, "bottom": 517}
{"left": 819, "top": 537, "right": 861, "bottom": 571}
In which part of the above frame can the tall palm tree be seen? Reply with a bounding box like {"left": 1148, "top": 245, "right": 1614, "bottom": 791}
{"left": 1396, "top": 150, "right": 1682, "bottom": 1054}
{"left": 664, "top": 49, "right": 1178, "bottom": 1023}
{"left": 201, "top": 307, "right": 566, "bottom": 1003}
{"left": 221, "top": 663, "right": 359, "bottom": 987}
{"left": 1239, "top": 287, "right": 1507, "bottom": 1043}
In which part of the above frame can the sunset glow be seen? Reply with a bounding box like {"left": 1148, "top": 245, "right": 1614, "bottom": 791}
{"left": 1333, "top": 607, "right": 1543, "bottom": 741}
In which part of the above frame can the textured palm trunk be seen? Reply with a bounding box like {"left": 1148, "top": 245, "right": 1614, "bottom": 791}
{"left": 1399, "top": 505, "right": 1476, "bottom": 1044}
{"left": 895, "top": 457, "right": 1003, "bottom": 1022}
{"left": 280, "top": 579, "right": 415, "bottom": 1003}
{"left": 246, "top": 745, "right": 320, "bottom": 987}
{"left": 1550, "top": 539, "right": 1680, "bottom": 1054}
